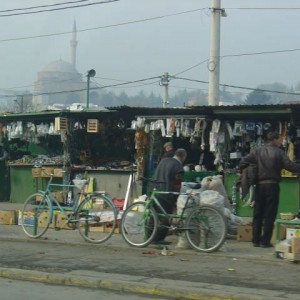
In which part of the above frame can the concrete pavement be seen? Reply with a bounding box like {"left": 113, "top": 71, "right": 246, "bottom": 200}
{"left": 0, "top": 201, "right": 296, "bottom": 300}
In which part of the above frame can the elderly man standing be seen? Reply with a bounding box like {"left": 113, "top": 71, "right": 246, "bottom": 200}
{"left": 151, "top": 148, "right": 187, "bottom": 244}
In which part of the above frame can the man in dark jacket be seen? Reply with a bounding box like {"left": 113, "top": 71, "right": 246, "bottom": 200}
{"left": 239, "top": 131, "right": 300, "bottom": 248}
{"left": 151, "top": 148, "right": 187, "bottom": 244}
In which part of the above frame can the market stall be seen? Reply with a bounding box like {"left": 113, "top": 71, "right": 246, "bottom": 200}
{"left": 123, "top": 104, "right": 300, "bottom": 218}
{"left": 0, "top": 109, "right": 140, "bottom": 205}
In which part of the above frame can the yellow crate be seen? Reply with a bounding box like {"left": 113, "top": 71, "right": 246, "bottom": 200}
{"left": 0, "top": 210, "right": 16, "bottom": 225}
{"left": 53, "top": 168, "right": 63, "bottom": 177}
{"left": 32, "top": 168, "right": 41, "bottom": 177}
{"left": 40, "top": 167, "right": 54, "bottom": 177}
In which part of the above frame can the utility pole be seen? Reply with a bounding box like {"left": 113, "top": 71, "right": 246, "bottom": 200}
{"left": 160, "top": 72, "right": 169, "bottom": 108}
{"left": 208, "top": 0, "right": 226, "bottom": 106}
{"left": 14, "top": 95, "right": 24, "bottom": 113}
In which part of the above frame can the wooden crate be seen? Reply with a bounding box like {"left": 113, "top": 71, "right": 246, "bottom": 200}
{"left": 0, "top": 210, "right": 16, "bottom": 225}
{"left": 32, "top": 168, "right": 41, "bottom": 177}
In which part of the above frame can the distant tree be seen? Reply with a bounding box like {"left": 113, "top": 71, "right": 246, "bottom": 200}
{"left": 244, "top": 89, "right": 271, "bottom": 105}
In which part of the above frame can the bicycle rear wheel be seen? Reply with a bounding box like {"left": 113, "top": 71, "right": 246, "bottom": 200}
{"left": 185, "top": 205, "right": 227, "bottom": 252}
{"left": 21, "top": 192, "right": 52, "bottom": 238}
{"left": 121, "top": 201, "right": 158, "bottom": 247}
{"left": 76, "top": 194, "right": 117, "bottom": 244}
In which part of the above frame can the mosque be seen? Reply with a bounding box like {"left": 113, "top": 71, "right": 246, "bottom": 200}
{"left": 32, "top": 22, "right": 99, "bottom": 111}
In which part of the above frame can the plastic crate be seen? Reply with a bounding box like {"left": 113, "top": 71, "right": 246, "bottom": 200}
{"left": 112, "top": 198, "right": 125, "bottom": 211}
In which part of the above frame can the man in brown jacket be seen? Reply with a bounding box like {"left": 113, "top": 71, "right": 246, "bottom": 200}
{"left": 239, "top": 131, "right": 300, "bottom": 248}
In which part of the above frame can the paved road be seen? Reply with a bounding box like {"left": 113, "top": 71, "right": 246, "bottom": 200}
{"left": 0, "top": 224, "right": 299, "bottom": 299}
{"left": 0, "top": 277, "right": 166, "bottom": 300}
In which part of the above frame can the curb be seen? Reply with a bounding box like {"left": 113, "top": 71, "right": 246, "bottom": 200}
{"left": 0, "top": 267, "right": 255, "bottom": 300}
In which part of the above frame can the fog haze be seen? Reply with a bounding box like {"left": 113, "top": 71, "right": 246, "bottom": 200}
{"left": 0, "top": 0, "right": 300, "bottom": 101}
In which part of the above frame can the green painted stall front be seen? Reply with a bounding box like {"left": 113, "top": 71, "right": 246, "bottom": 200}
{"left": 224, "top": 172, "right": 300, "bottom": 218}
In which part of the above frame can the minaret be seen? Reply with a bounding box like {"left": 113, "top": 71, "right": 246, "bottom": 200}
{"left": 70, "top": 20, "right": 78, "bottom": 67}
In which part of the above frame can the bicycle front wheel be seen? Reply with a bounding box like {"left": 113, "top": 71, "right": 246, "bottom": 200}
{"left": 21, "top": 192, "right": 52, "bottom": 238}
{"left": 121, "top": 201, "right": 158, "bottom": 247}
{"left": 185, "top": 205, "right": 227, "bottom": 253}
{"left": 76, "top": 194, "right": 117, "bottom": 244}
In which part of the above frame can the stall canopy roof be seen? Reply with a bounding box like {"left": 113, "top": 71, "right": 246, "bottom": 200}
{"left": 1, "top": 103, "right": 300, "bottom": 124}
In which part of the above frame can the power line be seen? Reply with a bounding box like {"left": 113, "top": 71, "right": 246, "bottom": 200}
{"left": 172, "top": 76, "right": 300, "bottom": 96}
{"left": 0, "top": 76, "right": 161, "bottom": 99}
{"left": 173, "top": 47, "right": 300, "bottom": 77}
{"left": 0, "top": 8, "right": 205, "bottom": 42}
{"left": 227, "top": 7, "right": 300, "bottom": 10}
{"left": 0, "top": 0, "right": 88, "bottom": 13}
{"left": 0, "top": 0, "right": 118, "bottom": 17}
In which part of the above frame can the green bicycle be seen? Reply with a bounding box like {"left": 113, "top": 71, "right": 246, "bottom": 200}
{"left": 121, "top": 177, "right": 227, "bottom": 252}
{"left": 21, "top": 168, "right": 118, "bottom": 244}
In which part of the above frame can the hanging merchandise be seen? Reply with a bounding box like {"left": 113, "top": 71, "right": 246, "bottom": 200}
{"left": 245, "top": 121, "right": 255, "bottom": 131}
{"left": 181, "top": 119, "right": 191, "bottom": 137}
{"left": 209, "top": 132, "right": 218, "bottom": 152}
{"left": 14, "top": 121, "right": 23, "bottom": 137}
{"left": 256, "top": 122, "right": 263, "bottom": 136}
{"left": 159, "top": 120, "right": 166, "bottom": 137}
{"left": 232, "top": 121, "right": 245, "bottom": 136}
{"left": 189, "top": 118, "right": 207, "bottom": 150}
{"left": 36, "top": 123, "right": 50, "bottom": 136}
{"left": 287, "top": 141, "right": 295, "bottom": 162}
{"left": 280, "top": 122, "right": 288, "bottom": 149}
{"left": 175, "top": 119, "right": 181, "bottom": 137}
{"left": 211, "top": 119, "right": 221, "bottom": 133}
{"left": 134, "top": 129, "right": 148, "bottom": 178}
{"left": 136, "top": 117, "right": 145, "bottom": 128}
{"left": 166, "top": 118, "right": 176, "bottom": 137}
{"left": 226, "top": 122, "right": 234, "bottom": 140}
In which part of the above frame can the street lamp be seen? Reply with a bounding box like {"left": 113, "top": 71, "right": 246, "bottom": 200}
{"left": 86, "top": 69, "right": 96, "bottom": 109}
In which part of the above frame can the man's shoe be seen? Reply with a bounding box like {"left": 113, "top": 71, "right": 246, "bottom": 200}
{"left": 152, "top": 240, "right": 172, "bottom": 245}
{"left": 260, "top": 243, "right": 273, "bottom": 248}
{"left": 253, "top": 243, "right": 260, "bottom": 247}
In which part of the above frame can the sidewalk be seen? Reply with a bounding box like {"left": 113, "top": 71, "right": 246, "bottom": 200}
{"left": 0, "top": 201, "right": 276, "bottom": 261}
{"left": 0, "top": 201, "right": 288, "bottom": 300}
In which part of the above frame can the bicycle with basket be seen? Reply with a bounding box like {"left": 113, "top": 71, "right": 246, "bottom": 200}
{"left": 21, "top": 166, "right": 118, "bottom": 244}
{"left": 121, "top": 177, "right": 227, "bottom": 252}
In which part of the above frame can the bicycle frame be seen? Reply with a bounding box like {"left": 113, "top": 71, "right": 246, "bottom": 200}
{"left": 38, "top": 174, "right": 86, "bottom": 225}
{"left": 146, "top": 188, "right": 197, "bottom": 222}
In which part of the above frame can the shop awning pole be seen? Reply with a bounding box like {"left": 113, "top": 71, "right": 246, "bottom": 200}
{"left": 124, "top": 173, "right": 132, "bottom": 210}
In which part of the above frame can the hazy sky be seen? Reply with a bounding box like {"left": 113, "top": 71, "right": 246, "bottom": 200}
{"left": 1, "top": 0, "right": 300, "bottom": 99}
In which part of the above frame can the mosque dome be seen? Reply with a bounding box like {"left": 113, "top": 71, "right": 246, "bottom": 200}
{"left": 41, "top": 59, "right": 78, "bottom": 74}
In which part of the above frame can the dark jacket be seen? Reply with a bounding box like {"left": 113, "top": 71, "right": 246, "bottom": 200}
{"left": 239, "top": 142, "right": 300, "bottom": 184}
{"left": 152, "top": 157, "right": 183, "bottom": 192}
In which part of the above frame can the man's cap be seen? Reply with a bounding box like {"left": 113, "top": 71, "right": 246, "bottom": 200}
{"left": 163, "top": 142, "right": 173, "bottom": 149}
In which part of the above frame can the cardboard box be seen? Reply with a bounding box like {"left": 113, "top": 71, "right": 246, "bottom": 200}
{"left": 0, "top": 210, "right": 16, "bottom": 225}
{"left": 286, "top": 228, "right": 300, "bottom": 240}
{"left": 51, "top": 191, "right": 65, "bottom": 203}
{"left": 104, "top": 220, "right": 121, "bottom": 234}
{"left": 18, "top": 210, "right": 54, "bottom": 228}
{"left": 284, "top": 252, "right": 300, "bottom": 261}
{"left": 32, "top": 168, "right": 41, "bottom": 177}
{"left": 272, "top": 224, "right": 286, "bottom": 243}
{"left": 18, "top": 210, "right": 35, "bottom": 226}
{"left": 291, "top": 238, "right": 300, "bottom": 253}
{"left": 275, "top": 243, "right": 291, "bottom": 253}
{"left": 55, "top": 211, "right": 73, "bottom": 230}
{"left": 237, "top": 225, "right": 252, "bottom": 241}
{"left": 53, "top": 168, "right": 63, "bottom": 177}
{"left": 237, "top": 223, "right": 283, "bottom": 243}
{"left": 41, "top": 167, "right": 54, "bottom": 177}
